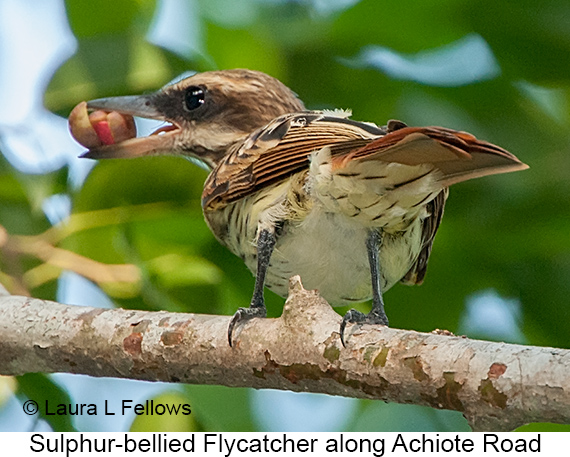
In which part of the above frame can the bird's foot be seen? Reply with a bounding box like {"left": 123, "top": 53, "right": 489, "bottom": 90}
{"left": 340, "top": 309, "right": 388, "bottom": 347}
{"left": 228, "top": 306, "right": 267, "bottom": 347}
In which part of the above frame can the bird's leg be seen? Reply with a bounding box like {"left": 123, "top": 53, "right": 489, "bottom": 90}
{"left": 340, "top": 229, "right": 389, "bottom": 346}
{"left": 228, "top": 228, "right": 276, "bottom": 346}
{"left": 366, "top": 229, "right": 389, "bottom": 325}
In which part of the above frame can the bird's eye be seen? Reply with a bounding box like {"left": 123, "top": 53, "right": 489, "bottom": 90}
{"left": 184, "top": 86, "right": 205, "bottom": 111}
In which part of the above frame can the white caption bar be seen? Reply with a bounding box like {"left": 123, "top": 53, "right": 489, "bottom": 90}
{"left": 0, "top": 432, "right": 560, "bottom": 456}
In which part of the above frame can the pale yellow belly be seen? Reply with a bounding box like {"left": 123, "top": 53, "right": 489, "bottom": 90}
{"left": 204, "top": 182, "right": 424, "bottom": 307}
{"left": 250, "top": 207, "right": 424, "bottom": 306}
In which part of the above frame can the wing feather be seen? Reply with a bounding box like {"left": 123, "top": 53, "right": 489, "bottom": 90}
{"left": 202, "top": 115, "right": 528, "bottom": 212}
{"left": 202, "top": 112, "right": 385, "bottom": 210}
{"left": 400, "top": 188, "right": 448, "bottom": 285}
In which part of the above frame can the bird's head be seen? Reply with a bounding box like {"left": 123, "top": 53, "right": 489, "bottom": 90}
{"left": 73, "top": 69, "right": 305, "bottom": 169}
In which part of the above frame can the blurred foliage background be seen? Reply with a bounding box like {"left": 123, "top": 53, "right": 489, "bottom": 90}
{"left": 1, "top": 0, "right": 570, "bottom": 432}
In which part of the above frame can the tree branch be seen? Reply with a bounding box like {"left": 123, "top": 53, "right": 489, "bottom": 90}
{"left": 1, "top": 277, "right": 569, "bottom": 432}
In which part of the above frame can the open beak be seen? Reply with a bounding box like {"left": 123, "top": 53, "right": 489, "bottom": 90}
{"left": 73, "top": 95, "right": 180, "bottom": 159}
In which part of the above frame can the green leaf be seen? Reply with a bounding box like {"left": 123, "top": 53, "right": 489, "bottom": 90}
{"left": 45, "top": 37, "right": 190, "bottom": 113}
{"left": 204, "top": 22, "right": 285, "bottom": 76}
{"left": 331, "top": 0, "right": 468, "bottom": 55}
{"left": 350, "top": 401, "right": 471, "bottom": 432}
{"left": 516, "top": 423, "right": 570, "bottom": 432}
{"left": 0, "top": 154, "right": 58, "bottom": 235}
{"left": 184, "top": 385, "right": 256, "bottom": 431}
{"left": 129, "top": 391, "right": 197, "bottom": 432}
{"left": 466, "top": 0, "right": 570, "bottom": 83}
{"left": 17, "top": 373, "right": 77, "bottom": 432}
{"left": 64, "top": 0, "right": 156, "bottom": 38}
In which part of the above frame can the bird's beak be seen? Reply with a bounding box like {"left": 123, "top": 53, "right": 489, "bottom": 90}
{"left": 74, "top": 95, "right": 180, "bottom": 159}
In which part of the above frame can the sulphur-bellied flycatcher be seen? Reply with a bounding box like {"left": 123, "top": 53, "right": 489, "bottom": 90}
{"left": 69, "top": 69, "right": 528, "bottom": 346}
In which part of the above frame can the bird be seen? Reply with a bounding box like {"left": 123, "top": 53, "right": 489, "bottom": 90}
{"left": 68, "top": 69, "right": 528, "bottom": 346}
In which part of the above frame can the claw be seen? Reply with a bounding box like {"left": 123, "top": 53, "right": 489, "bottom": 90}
{"left": 340, "top": 308, "right": 388, "bottom": 347}
{"left": 228, "top": 306, "right": 267, "bottom": 347}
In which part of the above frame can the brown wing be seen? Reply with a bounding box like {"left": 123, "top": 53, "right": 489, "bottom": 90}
{"left": 203, "top": 114, "right": 528, "bottom": 212}
{"left": 401, "top": 188, "right": 448, "bottom": 285}
{"left": 202, "top": 112, "right": 386, "bottom": 210}
{"left": 333, "top": 124, "right": 528, "bottom": 186}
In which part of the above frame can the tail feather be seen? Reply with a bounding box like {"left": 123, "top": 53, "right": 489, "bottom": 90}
{"left": 333, "top": 126, "right": 528, "bottom": 186}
